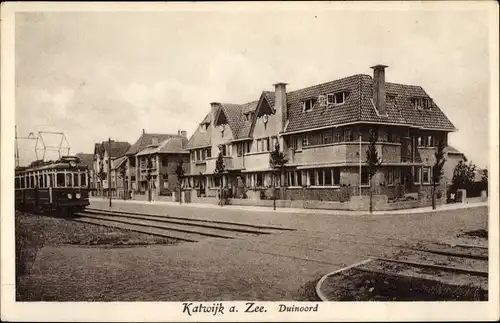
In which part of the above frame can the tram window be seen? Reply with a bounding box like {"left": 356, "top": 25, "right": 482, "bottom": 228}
{"left": 31, "top": 175, "right": 35, "bottom": 188}
{"left": 66, "top": 173, "right": 73, "bottom": 187}
{"left": 44, "top": 174, "right": 48, "bottom": 188}
{"left": 15, "top": 178, "right": 19, "bottom": 189}
{"left": 73, "top": 173, "right": 79, "bottom": 187}
{"left": 57, "top": 173, "right": 65, "bottom": 187}
{"left": 81, "top": 173, "right": 87, "bottom": 187}
{"left": 21, "top": 177, "right": 25, "bottom": 188}
{"left": 39, "top": 175, "right": 43, "bottom": 188}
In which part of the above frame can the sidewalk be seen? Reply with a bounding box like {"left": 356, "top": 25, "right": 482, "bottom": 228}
{"left": 90, "top": 197, "right": 488, "bottom": 216}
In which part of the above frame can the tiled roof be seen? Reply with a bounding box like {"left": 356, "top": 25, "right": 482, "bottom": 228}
{"left": 126, "top": 133, "right": 180, "bottom": 155}
{"left": 186, "top": 72, "right": 456, "bottom": 149}
{"left": 111, "top": 155, "right": 127, "bottom": 169}
{"left": 94, "top": 141, "right": 131, "bottom": 158}
{"left": 157, "top": 137, "right": 189, "bottom": 154}
{"left": 444, "top": 145, "right": 463, "bottom": 155}
{"left": 284, "top": 74, "right": 456, "bottom": 133}
{"left": 186, "top": 113, "right": 212, "bottom": 149}
{"left": 136, "top": 137, "right": 189, "bottom": 156}
{"left": 76, "top": 153, "right": 93, "bottom": 169}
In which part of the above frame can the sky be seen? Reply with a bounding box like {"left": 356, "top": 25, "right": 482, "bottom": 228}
{"left": 15, "top": 8, "right": 491, "bottom": 168}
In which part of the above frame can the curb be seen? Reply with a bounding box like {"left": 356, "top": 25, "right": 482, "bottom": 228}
{"left": 315, "top": 258, "right": 373, "bottom": 301}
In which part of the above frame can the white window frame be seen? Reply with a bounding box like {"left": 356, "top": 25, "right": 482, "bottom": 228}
{"left": 327, "top": 94, "right": 335, "bottom": 105}
{"left": 413, "top": 166, "right": 422, "bottom": 184}
{"left": 302, "top": 135, "right": 309, "bottom": 147}
{"left": 303, "top": 99, "right": 314, "bottom": 112}
{"left": 422, "top": 167, "right": 431, "bottom": 184}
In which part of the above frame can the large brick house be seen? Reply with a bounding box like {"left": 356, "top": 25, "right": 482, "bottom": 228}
{"left": 184, "top": 65, "right": 457, "bottom": 207}
{"left": 125, "top": 130, "right": 190, "bottom": 198}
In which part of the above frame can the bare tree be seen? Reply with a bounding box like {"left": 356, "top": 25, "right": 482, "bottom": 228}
{"left": 365, "top": 129, "right": 382, "bottom": 214}
{"left": 432, "top": 140, "right": 446, "bottom": 209}
{"left": 213, "top": 147, "right": 226, "bottom": 207}
{"left": 174, "top": 159, "right": 186, "bottom": 205}
{"left": 269, "top": 142, "right": 288, "bottom": 210}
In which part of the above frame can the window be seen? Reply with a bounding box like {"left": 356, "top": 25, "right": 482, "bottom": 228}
{"left": 334, "top": 131, "right": 342, "bottom": 143}
{"left": 296, "top": 171, "right": 303, "bottom": 186}
{"left": 221, "top": 127, "right": 225, "bottom": 138}
{"left": 162, "top": 156, "right": 169, "bottom": 166}
{"left": 387, "top": 168, "right": 395, "bottom": 185}
{"left": 333, "top": 168, "right": 340, "bottom": 185}
{"left": 422, "top": 167, "right": 430, "bottom": 184}
{"left": 271, "top": 137, "right": 278, "bottom": 150}
{"left": 387, "top": 132, "right": 394, "bottom": 143}
{"left": 287, "top": 171, "right": 295, "bottom": 186}
{"left": 427, "top": 136, "right": 433, "bottom": 147}
{"left": 413, "top": 167, "right": 421, "bottom": 184}
{"left": 323, "top": 131, "right": 332, "bottom": 144}
{"left": 38, "top": 175, "right": 43, "bottom": 188}
{"left": 324, "top": 169, "right": 332, "bottom": 186}
{"left": 327, "top": 94, "right": 335, "bottom": 105}
{"left": 66, "top": 173, "right": 73, "bottom": 187}
{"left": 245, "top": 142, "right": 251, "bottom": 154}
{"left": 57, "top": 173, "right": 65, "bottom": 187}
{"left": 303, "top": 99, "right": 315, "bottom": 112}
{"left": 130, "top": 158, "right": 136, "bottom": 167}
{"left": 335, "top": 92, "right": 345, "bottom": 104}
{"left": 361, "top": 167, "right": 370, "bottom": 185}
{"left": 237, "top": 143, "right": 243, "bottom": 157}
{"left": 265, "top": 137, "right": 270, "bottom": 151}
{"left": 317, "top": 169, "right": 324, "bottom": 186}
{"left": 308, "top": 169, "right": 316, "bottom": 186}
{"left": 327, "top": 92, "right": 348, "bottom": 105}
{"left": 74, "top": 173, "right": 79, "bottom": 187}
{"left": 81, "top": 173, "right": 87, "bottom": 187}
{"left": 21, "top": 177, "right": 25, "bottom": 188}
{"left": 302, "top": 135, "right": 309, "bottom": 147}
{"left": 411, "top": 98, "right": 422, "bottom": 110}
{"left": 423, "top": 98, "right": 432, "bottom": 110}
{"left": 221, "top": 145, "right": 227, "bottom": 156}
{"left": 206, "top": 148, "right": 212, "bottom": 158}
{"left": 256, "top": 173, "right": 263, "bottom": 187}
{"left": 417, "top": 136, "right": 423, "bottom": 147}
{"left": 344, "top": 128, "right": 353, "bottom": 142}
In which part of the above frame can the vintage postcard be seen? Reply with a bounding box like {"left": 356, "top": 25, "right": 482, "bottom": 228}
{"left": 1, "top": 1, "right": 499, "bottom": 322}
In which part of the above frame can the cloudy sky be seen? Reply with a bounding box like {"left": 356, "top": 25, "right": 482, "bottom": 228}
{"left": 15, "top": 6, "right": 491, "bottom": 167}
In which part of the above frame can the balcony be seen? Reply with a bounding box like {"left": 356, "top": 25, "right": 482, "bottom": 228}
{"left": 287, "top": 142, "right": 405, "bottom": 166}
{"left": 205, "top": 156, "right": 239, "bottom": 173}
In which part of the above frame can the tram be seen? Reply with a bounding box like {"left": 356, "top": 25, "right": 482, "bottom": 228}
{"left": 15, "top": 156, "right": 90, "bottom": 216}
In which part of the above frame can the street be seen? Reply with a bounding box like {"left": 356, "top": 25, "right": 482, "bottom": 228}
{"left": 18, "top": 202, "right": 488, "bottom": 301}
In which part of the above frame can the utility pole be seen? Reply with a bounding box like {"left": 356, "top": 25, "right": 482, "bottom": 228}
{"left": 108, "top": 138, "right": 112, "bottom": 208}
{"left": 15, "top": 125, "right": 19, "bottom": 167}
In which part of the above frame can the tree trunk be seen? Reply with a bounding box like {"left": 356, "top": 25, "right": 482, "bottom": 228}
{"left": 179, "top": 183, "right": 182, "bottom": 205}
{"left": 369, "top": 177, "right": 373, "bottom": 214}
{"left": 432, "top": 184, "right": 436, "bottom": 210}
{"left": 273, "top": 172, "right": 276, "bottom": 211}
{"left": 148, "top": 180, "right": 152, "bottom": 202}
{"left": 220, "top": 183, "right": 223, "bottom": 207}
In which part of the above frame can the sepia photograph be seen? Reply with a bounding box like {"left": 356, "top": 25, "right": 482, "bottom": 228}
{"left": 1, "top": 1, "right": 498, "bottom": 322}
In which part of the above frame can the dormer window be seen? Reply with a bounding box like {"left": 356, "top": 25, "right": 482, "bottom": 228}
{"left": 303, "top": 99, "right": 315, "bottom": 112}
{"left": 244, "top": 113, "right": 249, "bottom": 121}
{"left": 327, "top": 92, "right": 348, "bottom": 105}
{"left": 423, "top": 98, "right": 432, "bottom": 110}
{"left": 199, "top": 123, "right": 208, "bottom": 133}
{"left": 152, "top": 137, "right": 158, "bottom": 145}
{"left": 411, "top": 98, "right": 423, "bottom": 110}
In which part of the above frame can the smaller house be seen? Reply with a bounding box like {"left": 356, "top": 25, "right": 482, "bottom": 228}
{"left": 93, "top": 140, "right": 131, "bottom": 195}
{"left": 125, "top": 129, "right": 190, "bottom": 199}
{"left": 443, "top": 146, "right": 466, "bottom": 185}
{"left": 76, "top": 153, "right": 95, "bottom": 191}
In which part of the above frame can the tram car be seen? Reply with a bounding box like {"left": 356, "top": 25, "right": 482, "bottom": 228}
{"left": 15, "top": 156, "right": 90, "bottom": 216}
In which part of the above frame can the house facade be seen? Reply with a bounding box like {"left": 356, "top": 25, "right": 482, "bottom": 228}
{"left": 125, "top": 130, "right": 190, "bottom": 198}
{"left": 93, "top": 140, "right": 131, "bottom": 195}
{"left": 184, "top": 65, "right": 457, "bottom": 208}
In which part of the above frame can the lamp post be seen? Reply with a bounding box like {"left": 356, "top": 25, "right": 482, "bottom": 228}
{"left": 108, "top": 138, "right": 112, "bottom": 208}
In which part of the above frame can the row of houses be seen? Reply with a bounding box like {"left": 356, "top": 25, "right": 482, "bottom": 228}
{"left": 78, "top": 129, "right": 190, "bottom": 199}
{"left": 78, "top": 64, "right": 468, "bottom": 210}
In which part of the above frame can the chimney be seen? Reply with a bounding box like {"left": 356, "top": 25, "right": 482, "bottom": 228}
{"left": 273, "top": 82, "right": 288, "bottom": 131}
{"left": 370, "top": 65, "right": 388, "bottom": 115}
{"left": 210, "top": 102, "right": 220, "bottom": 127}
{"left": 142, "top": 129, "right": 145, "bottom": 135}
{"left": 178, "top": 129, "right": 187, "bottom": 138}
